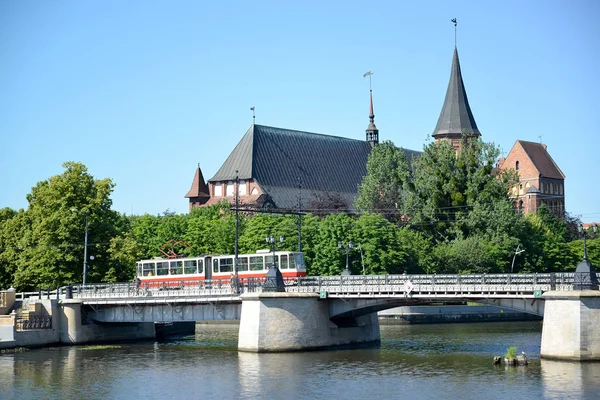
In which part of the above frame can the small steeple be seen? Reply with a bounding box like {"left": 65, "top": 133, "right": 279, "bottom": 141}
{"left": 185, "top": 164, "right": 211, "bottom": 211}
{"left": 432, "top": 47, "right": 480, "bottom": 142}
{"left": 364, "top": 71, "right": 379, "bottom": 147}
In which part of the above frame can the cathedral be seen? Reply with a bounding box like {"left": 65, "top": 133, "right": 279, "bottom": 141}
{"left": 185, "top": 45, "right": 565, "bottom": 216}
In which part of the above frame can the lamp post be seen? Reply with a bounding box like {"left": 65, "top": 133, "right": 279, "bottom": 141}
{"left": 72, "top": 209, "right": 89, "bottom": 286}
{"left": 338, "top": 241, "right": 353, "bottom": 276}
{"left": 574, "top": 224, "right": 599, "bottom": 291}
{"left": 264, "top": 235, "right": 285, "bottom": 292}
{"left": 234, "top": 170, "right": 239, "bottom": 278}
{"left": 511, "top": 244, "right": 525, "bottom": 274}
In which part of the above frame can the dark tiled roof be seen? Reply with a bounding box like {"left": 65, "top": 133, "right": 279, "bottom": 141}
{"left": 432, "top": 48, "right": 480, "bottom": 137}
{"left": 209, "top": 125, "right": 419, "bottom": 209}
{"left": 519, "top": 141, "right": 565, "bottom": 180}
{"left": 185, "top": 167, "right": 210, "bottom": 198}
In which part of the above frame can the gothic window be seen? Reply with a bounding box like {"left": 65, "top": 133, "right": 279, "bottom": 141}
{"left": 516, "top": 161, "right": 520, "bottom": 171}
{"left": 251, "top": 187, "right": 258, "bottom": 195}
{"left": 214, "top": 183, "right": 222, "bottom": 197}
{"left": 239, "top": 180, "right": 247, "bottom": 196}
{"left": 518, "top": 200, "right": 524, "bottom": 212}
{"left": 226, "top": 181, "right": 234, "bottom": 196}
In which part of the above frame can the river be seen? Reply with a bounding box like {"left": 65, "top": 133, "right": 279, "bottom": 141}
{"left": 1, "top": 321, "right": 599, "bottom": 399}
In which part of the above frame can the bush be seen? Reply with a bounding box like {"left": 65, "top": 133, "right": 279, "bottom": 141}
{"left": 505, "top": 346, "right": 517, "bottom": 359}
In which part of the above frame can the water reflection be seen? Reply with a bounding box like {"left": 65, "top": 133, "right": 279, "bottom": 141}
{"left": 542, "top": 359, "right": 600, "bottom": 400}
{"left": 1, "top": 322, "right": 599, "bottom": 399}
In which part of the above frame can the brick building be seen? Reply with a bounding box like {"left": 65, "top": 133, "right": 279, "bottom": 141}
{"left": 498, "top": 141, "right": 565, "bottom": 216}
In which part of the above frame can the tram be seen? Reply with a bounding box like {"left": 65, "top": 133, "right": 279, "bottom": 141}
{"left": 135, "top": 250, "right": 306, "bottom": 285}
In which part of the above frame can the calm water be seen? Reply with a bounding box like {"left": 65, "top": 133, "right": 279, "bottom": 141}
{"left": 2, "top": 321, "right": 600, "bottom": 400}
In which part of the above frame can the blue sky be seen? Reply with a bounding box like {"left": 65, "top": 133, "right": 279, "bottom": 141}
{"left": 1, "top": 1, "right": 599, "bottom": 221}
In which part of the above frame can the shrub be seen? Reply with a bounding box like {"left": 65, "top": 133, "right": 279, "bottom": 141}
{"left": 505, "top": 346, "right": 517, "bottom": 359}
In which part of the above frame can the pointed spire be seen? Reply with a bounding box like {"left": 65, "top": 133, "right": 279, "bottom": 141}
{"left": 432, "top": 47, "right": 480, "bottom": 139}
{"left": 363, "top": 71, "right": 379, "bottom": 146}
{"left": 185, "top": 165, "right": 210, "bottom": 200}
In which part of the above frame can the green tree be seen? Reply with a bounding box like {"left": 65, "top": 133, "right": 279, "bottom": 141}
{"left": 408, "top": 136, "right": 520, "bottom": 242}
{"left": 0, "top": 208, "right": 21, "bottom": 289}
{"left": 309, "top": 213, "right": 355, "bottom": 275}
{"left": 355, "top": 140, "right": 412, "bottom": 223}
{"left": 11, "top": 162, "right": 120, "bottom": 290}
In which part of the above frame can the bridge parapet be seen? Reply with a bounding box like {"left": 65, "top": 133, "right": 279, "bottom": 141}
{"left": 291, "top": 273, "right": 576, "bottom": 299}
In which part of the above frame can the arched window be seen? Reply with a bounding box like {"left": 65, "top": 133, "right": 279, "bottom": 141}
{"left": 515, "top": 161, "right": 520, "bottom": 171}
{"left": 518, "top": 200, "right": 524, "bottom": 211}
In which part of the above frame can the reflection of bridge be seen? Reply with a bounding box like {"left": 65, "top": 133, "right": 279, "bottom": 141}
{"left": 6, "top": 272, "right": 600, "bottom": 360}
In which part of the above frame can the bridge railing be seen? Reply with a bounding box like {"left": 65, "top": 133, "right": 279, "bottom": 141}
{"left": 292, "top": 273, "right": 580, "bottom": 296}
{"left": 67, "top": 277, "right": 271, "bottom": 299}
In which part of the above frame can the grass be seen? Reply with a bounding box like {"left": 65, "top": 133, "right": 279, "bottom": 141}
{"left": 80, "top": 345, "right": 122, "bottom": 350}
{"left": 505, "top": 346, "right": 518, "bottom": 359}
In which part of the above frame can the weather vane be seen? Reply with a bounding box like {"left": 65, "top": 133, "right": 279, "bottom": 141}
{"left": 250, "top": 106, "right": 255, "bottom": 125}
{"left": 451, "top": 18, "right": 457, "bottom": 47}
{"left": 363, "top": 71, "right": 373, "bottom": 92}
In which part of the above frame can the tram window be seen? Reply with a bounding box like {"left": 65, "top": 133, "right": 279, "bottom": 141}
{"left": 213, "top": 259, "right": 219, "bottom": 273}
{"left": 280, "top": 255, "right": 288, "bottom": 269}
{"left": 142, "top": 262, "right": 155, "bottom": 277}
{"left": 220, "top": 258, "right": 234, "bottom": 273}
{"left": 184, "top": 260, "right": 197, "bottom": 274}
{"left": 156, "top": 262, "right": 169, "bottom": 276}
{"left": 198, "top": 259, "right": 204, "bottom": 274}
{"left": 293, "top": 253, "right": 305, "bottom": 269}
{"left": 170, "top": 261, "right": 183, "bottom": 275}
{"left": 265, "top": 255, "right": 275, "bottom": 269}
{"left": 289, "top": 255, "right": 296, "bottom": 270}
{"left": 238, "top": 257, "right": 249, "bottom": 272}
{"left": 249, "top": 256, "right": 263, "bottom": 271}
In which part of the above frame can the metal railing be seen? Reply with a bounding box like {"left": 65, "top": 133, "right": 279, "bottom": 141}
{"left": 12, "top": 272, "right": 600, "bottom": 302}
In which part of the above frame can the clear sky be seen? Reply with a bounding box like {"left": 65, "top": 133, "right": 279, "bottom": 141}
{"left": 1, "top": 1, "right": 599, "bottom": 221}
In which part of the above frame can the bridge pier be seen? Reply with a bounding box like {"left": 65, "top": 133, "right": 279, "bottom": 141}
{"left": 541, "top": 291, "right": 600, "bottom": 361}
{"left": 238, "top": 292, "right": 380, "bottom": 352}
{"left": 59, "top": 300, "right": 155, "bottom": 344}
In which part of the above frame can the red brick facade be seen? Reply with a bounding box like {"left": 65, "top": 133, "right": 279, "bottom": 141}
{"left": 498, "top": 141, "right": 565, "bottom": 216}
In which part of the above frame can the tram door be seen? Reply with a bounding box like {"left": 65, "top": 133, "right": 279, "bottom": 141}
{"left": 204, "top": 256, "right": 212, "bottom": 280}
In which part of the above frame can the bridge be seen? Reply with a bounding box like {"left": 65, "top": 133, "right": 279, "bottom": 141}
{"left": 72, "top": 273, "right": 572, "bottom": 321}
{"left": 2, "top": 272, "right": 599, "bottom": 360}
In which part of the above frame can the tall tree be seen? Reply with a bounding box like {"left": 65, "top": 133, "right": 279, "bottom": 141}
{"left": 11, "top": 162, "right": 120, "bottom": 290}
{"left": 408, "top": 136, "right": 519, "bottom": 242}
{"left": 355, "top": 140, "right": 412, "bottom": 223}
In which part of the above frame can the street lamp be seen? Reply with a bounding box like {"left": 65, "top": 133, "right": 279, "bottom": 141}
{"left": 72, "top": 208, "right": 89, "bottom": 286}
{"left": 511, "top": 244, "right": 525, "bottom": 274}
{"left": 264, "top": 235, "right": 285, "bottom": 292}
{"left": 574, "top": 224, "right": 599, "bottom": 291}
{"left": 338, "top": 241, "right": 353, "bottom": 276}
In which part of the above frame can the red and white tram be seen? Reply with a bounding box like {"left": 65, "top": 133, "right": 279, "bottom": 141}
{"left": 135, "top": 250, "right": 306, "bottom": 286}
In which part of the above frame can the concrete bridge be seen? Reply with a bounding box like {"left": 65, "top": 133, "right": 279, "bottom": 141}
{"left": 2, "top": 272, "right": 599, "bottom": 360}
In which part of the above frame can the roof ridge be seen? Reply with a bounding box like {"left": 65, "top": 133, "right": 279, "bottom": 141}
{"left": 253, "top": 124, "right": 367, "bottom": 143}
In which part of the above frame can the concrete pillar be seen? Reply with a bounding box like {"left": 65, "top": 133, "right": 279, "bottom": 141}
{"left": 60, "top": 299, "right": 84, "bottom": 344}
{"left": 238, "top": 292, "right": 380, "bottom": 352}
{"left": 541, "top": 291, "right": 600, "bottom": 361}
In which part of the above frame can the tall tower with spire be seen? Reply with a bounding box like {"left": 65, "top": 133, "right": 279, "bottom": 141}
{"left": 433, "top": 21, "right": 480, "bottom": 150}
{"left": 364, "top": 71, "right": 379, "bottom": 147}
